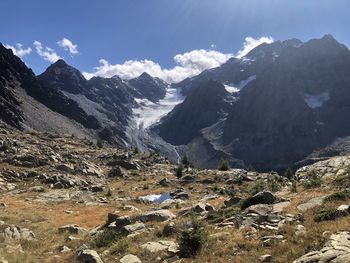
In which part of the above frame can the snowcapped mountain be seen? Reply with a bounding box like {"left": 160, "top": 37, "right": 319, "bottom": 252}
{"left": 156, "top": 35, "right": 350, "bottom": 171}
{"left": 2, "top": 34, "right": 350, "bottom": 171}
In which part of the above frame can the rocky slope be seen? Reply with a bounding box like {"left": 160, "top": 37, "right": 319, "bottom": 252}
{"left": 1, "top": 127, "right": 350, "bottom": 262}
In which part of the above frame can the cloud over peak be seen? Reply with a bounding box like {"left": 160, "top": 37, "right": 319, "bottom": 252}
{"left": 4, "top": 43, "right": 32, "bottom": 58}
{"left": 83, "top": 36, "right": 273, "bottom": 83}
{"left": 33, "top": 41, "right": 62, "bottom": 63}
{"left": 236, "top": 36, "right": 274, "bottom": 58}
{"left": 57, "top": 38, "right": 78, "bottom": 55}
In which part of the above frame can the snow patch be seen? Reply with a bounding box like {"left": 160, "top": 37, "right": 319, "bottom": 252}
{"left": 224, "top": 75, "right": 256, "bottom": 93}
{"left": 303, "top": 91, "right": 330, "bottom": 109}
{"left": 133, "top": 88, "right": 185, "bottom": 129}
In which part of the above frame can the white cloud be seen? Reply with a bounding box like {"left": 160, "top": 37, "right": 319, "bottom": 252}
{"left": 33, "top": 41, "right": 62, "bottom": 63}
{"left": 57, "top": 38, "right": 78, "bottom": 55}
{"left": 83, "top": 49, "right": 233, "bottom": 83}
{"left": 83, "top": 36, "right": 274, "bottom": 83}
{"left": 236, "top": 36, "right": 274, "bottom": 58}
{"left": 4, "top": 43, "right": 32, "bottom": 58}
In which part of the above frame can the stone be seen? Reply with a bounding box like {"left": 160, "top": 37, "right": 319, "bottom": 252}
{"left": 58, "top": 224, "right": 86, "bottom": 234}
{"left": 121, "top": 222, "right": 146, "bottom": 235}
{"left": 120, "top": 254, "right": 142, "bottom": 263}
{"left": 297, "top": 196, "right": 325, "bottom": 212}
{"left": 77, "top": 249, "right": 103, "bottom": 263}
{"left": 140, "top": 240, "right": 179, "bottom": 254}
{"left": 0, "top": 225, "right": 36, "bottom": 242}
{"left": 224, "top": 197, "right": 241, "bottom": 207}
{"left": 137, "top": 209, "right": 175, "bottom": 222}
{"left": 241, "top": 191, "right": 275, "bottom": 209}
{"left": 293, "top": 231, "right": 350, "bottom": 263}
{"left": 108, "top": 166, "right": 128, "bottom": 178}
{"left": 260, "top": 254, "right": 272, "bottom": 262}
{"left": 59, "top": 245, "right": 72, "bottom": 253}
{"left": 158, "top": 178, "right": 171, "bottom": 187}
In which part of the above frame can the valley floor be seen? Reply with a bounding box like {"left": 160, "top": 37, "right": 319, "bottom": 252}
{"left": 0, "top": 127, "right": 350, "bottom": 263}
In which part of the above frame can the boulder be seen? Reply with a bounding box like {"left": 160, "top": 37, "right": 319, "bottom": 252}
{"left": 0, "top": 225, "right": 35, "bottom": 242}
{"left": 77, "top": 249, "right": 103, "bottom": 263}
{"left": 120, "top": 254, "right": 142, "bottom": 263}
{"left": 140, "top": 240, "right": 179, "bottom": 254}
{"left": 108, "top": 166, "right": 128, "bottom": 178}
{"left": 136, "top": 210, "right": 175, "bottom": 222}
{"left": 58, "top": 224, "right": 86, "bottom": 234}
{"left": 241, "top": 191, "right": 275, "bottom": 209}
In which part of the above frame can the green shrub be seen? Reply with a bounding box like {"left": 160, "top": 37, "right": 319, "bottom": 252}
{"left": 178, "top": 219, "right": 208, "bottom": 258}
{"left": 94, "top": 229, "right": 120, "bottom": 248}
{"left": 291, "top": 179, "right": 297, "bottom": 193}
{"left": 302, "top": 170, "right": 322, "bottom": 189}
{"left": 314, "top": 208, "right": 346, "bottom": 222}
{"left": 96, "top": 139, "right": 104, "bottom": 148}
{"left": 284, "top": 167, "right": 294, "bottom": 180}
{"left": 325, "top": 189, "right": 350, "bottom": 202}
{"left": 249, "top": 175, "right": 282, "bottom": 195}
{"left": 218, "top": 159, "right": 230, "bottom": 171}
{"left": 110, "top": 238, "right": 130, "bottom": 254}
{"left": 175, "top": 164, "right": 184, "bottom": 178}
{"left": 333, "top": 173, "right": 350, "bottom": 189}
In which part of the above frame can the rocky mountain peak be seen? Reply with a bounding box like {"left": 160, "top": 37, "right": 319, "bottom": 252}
{"left": 128, "top": 72, "right": 167, "bottom": 103}
{"left": 39, "top": 60, "right": 88, "bottom": 94}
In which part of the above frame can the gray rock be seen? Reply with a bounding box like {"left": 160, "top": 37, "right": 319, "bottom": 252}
{"left": 260, "top": 254, "right": 272, "bottom": 262}
{"left": 121, "top": 222, "right": 145, "bottom": 235}
{"left": 293, "top": 231, "right": 350, "bottom": 263}
{"left": 58, "top": 224, "right": 86, "bottom": 234}
{"left": 77, "top": 249, "right": 103, "bottom": 263}
{"left": 140, "top": 240, "right": 179, "bottom": 254}
{"left": 0, "top": 225, "right": 36, "bottom": 242}
{"left": 297, "top": 196, "right": 325, "bottom": 212}
{"left": 108, "top": 166, "right": 128, "bottom": 178}
{"left": 120, "top": 254, "right": 142, "bottom": 263}
{"left": 137, "top": 209, "right": 175, "bottom": 222}
{"left": 241, "top": 191, "right": 275, "bottom": 209}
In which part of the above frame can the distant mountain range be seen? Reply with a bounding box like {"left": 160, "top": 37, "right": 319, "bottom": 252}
{"left": 1, "top": 34, "right": 350, "bottom": 171}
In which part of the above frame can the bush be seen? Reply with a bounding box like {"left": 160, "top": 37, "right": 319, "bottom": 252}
{"left": 291, "top": 179, "right": 297, "bottom": 193}
{"left": 182, "top": 155, "right": 191, "bottom": 168}
{"left": 302, "top": 170, "right": 322, "bottom": 189}
{"left": 333, "top": 173, "right": 350, "bottom": 189}
{"left": 249, "top": 174, "right": 282, "bottom": 195}
{"left": 94, "top": 229, "right": 120, "bottom": 248}
{"left": 314, "top": 208, "right": 346, "bottom": 222}
{"left": 218, "top": 159, "right": 230, "bottom": 171}
{"left": 175, "top": 164, "right": 184, "bottom": 178}
{"left": 96, "top": 139, "right": 104, "bottom": 148}
{"left": 178, "top": 219, "right": 208, "bottom": 258}
{"left": 325, "top": 189, "right": 350, "bottom": 202}
{"left": 110, "top": 238, "right": 130, "bottom": 254}
{"left": 284, "top": 167, "right": 294, "bottom": 180}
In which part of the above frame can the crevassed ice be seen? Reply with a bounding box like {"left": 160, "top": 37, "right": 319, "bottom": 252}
{"left": 224, "top": 75, "right": 256, "bottom": 93}
{"left": 133, "top": 88, "right": 185, "bottom": 129}
{"left": 303, "top": 91, "right": 330, "bottom": 109}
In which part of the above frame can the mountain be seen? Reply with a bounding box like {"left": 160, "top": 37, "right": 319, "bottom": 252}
{"left": 173, "top": 38, "right": 303, "bottom": 96}
{"left": 0, "top": 46, "right": 171, "bottom": 146}
{"left": 154, "top": 80, "right": 233, "bottom": 145}
{"left": 0, "top": 43, "right": 100, "bottom": 135}
{"left": 128, "top": 72, "right": 167, "bottom": 103}
{"left": 157, "top": 35, "right": 350, "bottom": 170}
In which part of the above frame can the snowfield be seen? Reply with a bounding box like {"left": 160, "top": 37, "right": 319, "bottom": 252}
{"left": 133, "top": 87, "right": 185, "bottom": 129}
{"left": 303, "top": 91, "right": 330, "bottom": 109}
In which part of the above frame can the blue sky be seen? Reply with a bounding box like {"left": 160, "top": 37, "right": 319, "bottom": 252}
{"left": 1, "top": 0, "right": 349, "bottom": 82}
